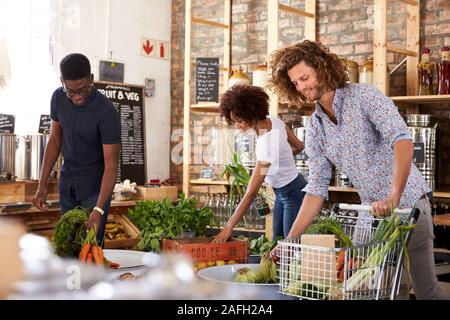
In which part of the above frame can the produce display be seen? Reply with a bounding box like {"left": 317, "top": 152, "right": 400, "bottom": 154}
{"left": 105, "top": 222, "right": 131, "bottom": 241}
{"left": 128, "top": 194, "right": 213, "bottom": 252}
{"left": 233, "top": 254, "right": 277, "bottom": 284}
{"left": 193, "top": 260, "right": 236, "bottom": 272}
{"left": 248, "top": 235, "right": 282, "bottom": 256}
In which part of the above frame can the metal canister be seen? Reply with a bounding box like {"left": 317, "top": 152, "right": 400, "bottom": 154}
{"left": 0, "top": 133, "right": 15, "bottom": 179}
{"left": 293, "top": 116, "right": 310, "bottom": 180}
{"left": 405, "top": 114, "right": 438, "bottom": 190}
{"left": 14, "top": 134, "right": 61, "bottom": 180}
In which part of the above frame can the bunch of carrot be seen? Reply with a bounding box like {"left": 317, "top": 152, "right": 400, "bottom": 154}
{"left": 79, "top": 228, "right": 120, "bottom": 269}
{"left": 336, "top": 250, "right": 354, "bottom": 282}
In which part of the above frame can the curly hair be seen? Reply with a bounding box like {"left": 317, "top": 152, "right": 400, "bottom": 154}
{"left": 219, "top": 84, "right": 269, "bottom": 125}
{"left": 267, "top": 40, "right": 348, "bottom": 104}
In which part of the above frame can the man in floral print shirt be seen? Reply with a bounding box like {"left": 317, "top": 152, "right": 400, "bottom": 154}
{"left": 268, "top": 40, "right": 447, "bottom": 300}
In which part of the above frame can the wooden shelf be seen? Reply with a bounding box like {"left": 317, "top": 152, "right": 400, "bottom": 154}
{"left": 391, "top": 94, "right": 450, "bottom": 105}
{"left": 190, "top": 103, "right": 220, "bottom": 113}
{"left": 433, "top": 191, "right": 450, "bottom": 199}
{"left": 434, "top": 214, "right": 450, "bottom": 227}
{"left": 328, "top": 186, "right": 357, "bottom": 193}
{"left": 190, "top": 179, "right": 230, "bottom": 185}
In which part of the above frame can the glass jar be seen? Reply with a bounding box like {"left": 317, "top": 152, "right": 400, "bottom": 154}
{"left": 340, "top": 58, "right": 359, "bottom": 83}
{"left": 418, "top": 47, "right": 434, "bottom": 96}
{"left": 359, "top": 57, "right": 373, "bottom": 84}
{"left": 252, "top": 63, "right": 268, "bottom": 88}
{"left": 437, "top": 46, "right": 450, "bottom": 95}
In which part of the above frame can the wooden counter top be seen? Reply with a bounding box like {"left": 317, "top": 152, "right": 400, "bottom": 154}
{"left": 0, "top": 200, "right": 137, "bottom": 216}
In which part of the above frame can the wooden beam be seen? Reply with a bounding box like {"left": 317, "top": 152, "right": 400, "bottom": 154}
{"left": 183, "top": 0, "right": 193, "bottom": 196}
{"left": 224, "top": 0, "right": 231, "bottom": 89}
{"left": 192, "top": 17, "right": 229, "bottom": 29}
{"left": 267, "top": 0, "right": 279, "bottom": 117}
{"left": 279, "top": 4, "right": 315, "bottom": 18}
{"left": 406, "top": 1, "right": 420, "bottom": 96}
{"left": 305, "top": 0, "right": 316, "bottom": 41}
{"left": 373, "top": 0, "right": 388, "bottom": 94}
{"left": 386, "top": 45, "right": 418, "bottom": 57}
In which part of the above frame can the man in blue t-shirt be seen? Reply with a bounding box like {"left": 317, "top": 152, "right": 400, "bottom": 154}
{"left": 34, "top": 53, "right": 121, "bottom": 244}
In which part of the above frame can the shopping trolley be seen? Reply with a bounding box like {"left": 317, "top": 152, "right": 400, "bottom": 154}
{"left": 277, "top": 203, "right": 420, "bottom": 300}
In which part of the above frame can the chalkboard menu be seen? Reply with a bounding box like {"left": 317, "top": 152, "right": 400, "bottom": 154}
{"left": 94, "top": 81, "right": 146, "bottom": 185}
{"left": 0, "top": 114, "right": 15, "bottom": 133}
{"left": 196, "top": 57, "right": 219, "bottom": 103}
{"left": 38, "top": 114, "right": 51, "bottom": 134}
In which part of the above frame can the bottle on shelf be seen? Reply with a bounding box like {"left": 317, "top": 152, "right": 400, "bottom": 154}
{"left": 437, "top": 46, "right": 450, "bottom": 95}
{"left": 359, "top": 57, "right": 373, "bottom": 85}
{"left": 417, "top": 48, "right": 434, "bottom": 96}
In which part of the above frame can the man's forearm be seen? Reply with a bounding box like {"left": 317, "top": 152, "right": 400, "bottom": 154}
{"left": 390, "top": 140, "right": 413, "bottom": 203}
{"left": 286, "top": 193, "right": 324, "bottom": 239}
{"left": 96, "top": 163, "right": 118, "bottom": 209}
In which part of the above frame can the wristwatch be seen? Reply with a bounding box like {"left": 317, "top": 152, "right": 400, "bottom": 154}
{"left": 93, "top": 206, "right": 105, "bottom": 215}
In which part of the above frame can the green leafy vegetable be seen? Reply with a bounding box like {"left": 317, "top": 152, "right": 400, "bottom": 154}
{"left": 305, "top": 216, "right": 353, "bottom": 248}
{"left": 128, "top": 193, "right": 213, "bottom": 252}
{"left": 54, "top": 207, "right": 89, "bottom": 257}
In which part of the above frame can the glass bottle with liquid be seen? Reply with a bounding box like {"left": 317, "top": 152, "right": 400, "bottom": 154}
{"left": 359, "top": 57, "right": 373, "bottom": 84}
{"left": 437, "top": 46, "right": 450, "bottom": 95}
{"left": 418, "top": 48, "right": 434, "bottom": 95}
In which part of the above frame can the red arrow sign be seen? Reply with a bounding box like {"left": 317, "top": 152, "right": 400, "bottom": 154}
{"left": 143, "top": 40, "right": 153, "bottom": 55}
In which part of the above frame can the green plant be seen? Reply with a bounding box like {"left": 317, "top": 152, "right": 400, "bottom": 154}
{"left": 128, "top": 193, "right": 213, "bottom": 252}
{"left": 221, "top": 152, "right": 273, "bottom": 216}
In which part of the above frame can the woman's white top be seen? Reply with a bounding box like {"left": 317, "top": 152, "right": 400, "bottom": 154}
{"left": 255, "top": 116, "right": 299, "bottom": 188}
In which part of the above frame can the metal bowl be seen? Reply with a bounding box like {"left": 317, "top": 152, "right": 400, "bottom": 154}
{"left": 404, "top": 114, "right": 438, "bottom": 127}
{"left": 197, "top": 263, "right": 291, "bottom": 299}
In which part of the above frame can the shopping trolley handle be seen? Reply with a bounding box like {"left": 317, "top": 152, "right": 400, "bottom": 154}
{"left": 332, "top": 203, "right": 413, "bottom": 215}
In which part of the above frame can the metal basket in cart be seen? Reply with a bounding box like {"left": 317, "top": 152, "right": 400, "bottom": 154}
{"left": 277, "top": 203, "right": 420, "bottom": 300}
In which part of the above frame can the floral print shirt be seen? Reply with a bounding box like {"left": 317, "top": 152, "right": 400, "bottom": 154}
{"left": 303, "top": 83, "right": 430, "bottom": 208}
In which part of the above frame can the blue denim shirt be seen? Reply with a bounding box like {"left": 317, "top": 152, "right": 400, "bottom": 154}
{"left": 303, "top": 83, "right": 430, "bottom": 208}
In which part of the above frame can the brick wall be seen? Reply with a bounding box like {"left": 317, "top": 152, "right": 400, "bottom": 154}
{"left": 170, "top": 0, "right": 450, "bottom": 190}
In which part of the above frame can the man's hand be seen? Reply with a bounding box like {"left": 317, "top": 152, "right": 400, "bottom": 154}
{"left": 86, "top": 210, "right": 102, "bottom": 235}
{"left": 212, "top": 226, "right": 232, "bottom": 243}
{"left": 371, "top": 196, "right": 399, "bottom": 217}
{"left": 33, "top": 186, "right": 49, "bottom": 211}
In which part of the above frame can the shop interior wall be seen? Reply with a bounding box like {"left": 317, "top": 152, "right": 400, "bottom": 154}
{"left": 170, "top": 0, "right": 450, "bottom": 190}
{"left": 52, "top": 0, "right": 172, "bottom": 182}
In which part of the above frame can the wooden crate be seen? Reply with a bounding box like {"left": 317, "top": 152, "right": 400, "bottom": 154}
{"left": 20, "top": 211, "right": 61, "bottom": 232}
{"left": 161, "top": 237, "right": 249, "bottom": 263}
{"left": 136, "top": 186, "right": 178, "bottom": 202}
{"left": 24, "top": 180, "right": 59, "bottom": 202}
{"left": 103, "top": 212, "right": 141, "bottom": 249}
{"left": 0, "top": 182, "right": 25, "bottom": 204}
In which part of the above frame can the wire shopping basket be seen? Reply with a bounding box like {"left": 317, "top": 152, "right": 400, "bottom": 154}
{"left": 277, "top": 203, "right": 420, "bottom": 300}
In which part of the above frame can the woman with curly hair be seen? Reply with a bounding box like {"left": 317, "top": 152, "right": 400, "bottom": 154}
{"left": 213, "top": 84, "right": 307, "bottom": 243}
{"left": 268, "top": 40, "right": 447, "bottom": 300}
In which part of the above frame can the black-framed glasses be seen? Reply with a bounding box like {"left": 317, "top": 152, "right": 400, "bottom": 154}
{"left": 63, "top": 83, "right": 93, "bottom": 98}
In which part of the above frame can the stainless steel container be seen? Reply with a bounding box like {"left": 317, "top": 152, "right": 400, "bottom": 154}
{"left": 335, "top": 170, "right": 353, "bottom": 188}
{"left": 14, "top": 134, "right": 61, "bottom": 180}
{"left": 293, "top": 116, "right": 310, "bottom": 181}
{"left": 405, "top": 114, "right": 437, "bottom": 127}
{"left": 409, "top": 126, "right": 437, "bottom": 190}
{"left": 0, "top": 133, "right": 15, "bottom": 179}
